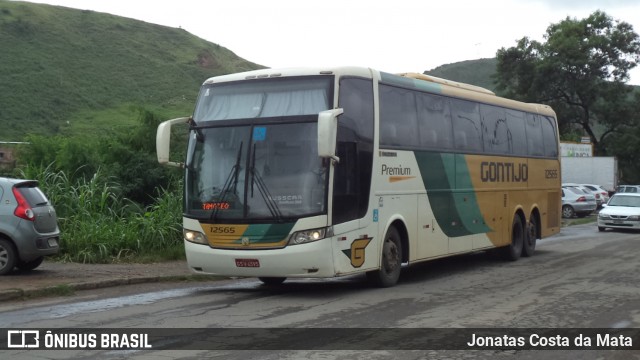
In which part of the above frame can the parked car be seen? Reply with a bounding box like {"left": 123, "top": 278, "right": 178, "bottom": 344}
{"left": 0, "top": 177, "right": 60, "bottom": 275}
{"left": 580, "top": 184, "right": 610, "bottom": 206}
{"left": 563, "top": 183, "right": 603, "bottom": 207}
{"left": 615, "top": 185, "right": 640, "bottom": 194}
{"left": 561, "top": 185, "right": 597, "bottom": 218}
{"left": 597, "top": 193, "right": 640, "bottom": 232}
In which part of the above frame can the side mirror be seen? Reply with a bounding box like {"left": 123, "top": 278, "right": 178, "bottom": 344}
{"left": 156, "top": 117, "right": 190, "bottom": 167}
{"left": 317, "top": 108, "right": 343, "bottom": 163}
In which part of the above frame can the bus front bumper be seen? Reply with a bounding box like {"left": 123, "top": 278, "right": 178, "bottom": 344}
{"left": 184, "top": 239, "right": 336, "bottom": 278}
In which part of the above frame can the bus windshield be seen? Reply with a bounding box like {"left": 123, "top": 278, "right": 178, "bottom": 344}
{"left": 185, "top": 122, "right": 328, "bottom": 220}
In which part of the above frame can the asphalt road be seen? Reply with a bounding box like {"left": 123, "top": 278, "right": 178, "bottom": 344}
{"left": 1, "top": 223, "right": 639, "bottom": 359}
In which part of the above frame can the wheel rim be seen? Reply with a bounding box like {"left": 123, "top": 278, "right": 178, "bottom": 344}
{"left": 562, "top": 207, "right": 573, "bottom": 218}
{"left": 0, "top": 248, "right": 7, "bottom": 269}
{"left": 527, "top": 221, "right": 536, "bottom": 245}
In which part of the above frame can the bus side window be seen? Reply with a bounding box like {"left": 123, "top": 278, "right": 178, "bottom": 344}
{"left": 541, "top": 115, "right": 559, "bottom": 158}
{"left": 451, "top": 98, "right": 482, "bottom": 152}
{"left": 525, "top": 113, "right": 544, "bottom": 157}
{"left": 417, "top": 92, "right": 452, "bottom": 150}
{"left": 379, "top": 84, "right": 419, "bottom": 148}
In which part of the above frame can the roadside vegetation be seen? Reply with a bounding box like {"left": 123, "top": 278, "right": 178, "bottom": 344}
{"left": 15, "top": 109, "right": 186, "bottom": 263}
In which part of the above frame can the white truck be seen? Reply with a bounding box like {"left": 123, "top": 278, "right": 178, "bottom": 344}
{"left": 561, "top": 156, "right": 618, "bottom": 193}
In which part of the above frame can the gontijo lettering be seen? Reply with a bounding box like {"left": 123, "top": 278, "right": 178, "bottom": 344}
{"left": 480, "top": 161, "right": 528, "bottom": 182}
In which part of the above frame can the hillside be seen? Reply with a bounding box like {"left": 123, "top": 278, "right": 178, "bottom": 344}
{"left": 424, "top": 58, "right": 497, "bottom": 92}
{"left": 0, "top": 0, "right": 263, "bottom": 141}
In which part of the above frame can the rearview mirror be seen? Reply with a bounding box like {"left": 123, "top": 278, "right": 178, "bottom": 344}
{"left": 317, "top": 108, "right": 343, "bottom": 163}
{"left": 156, "top": 117, "right": 190, "bottom": 167}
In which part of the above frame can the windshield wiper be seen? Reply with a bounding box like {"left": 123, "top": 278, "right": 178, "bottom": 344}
{"left": 210, "top": 142, "right": 243, "bottom": 220}
{"left": 249, "top": 144, "right": 283, "bottom": 221}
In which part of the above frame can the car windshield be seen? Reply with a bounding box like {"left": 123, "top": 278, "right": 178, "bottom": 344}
{"left": 184, "top": 122, "right": 328, "bottom": 220}
{"left": 608, "top": 195, "right": 640, "bottom": 207}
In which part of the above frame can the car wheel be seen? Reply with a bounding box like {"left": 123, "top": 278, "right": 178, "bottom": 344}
{"left": 16, "top": 256, "right": 44, "bottom": 271}
{"left": 562, "top": 205, "right": 574, "bottom": 218}
{"left": 0, "top": 239, "right": 18, "bottom": 275}
{"left": 258, "top": 277, "right": 286, "bottom": 286}
{"left": 598, "top": 226, "right": 606, "bottom": 232}
{"left": 367, "top": 226, "right": 402, "bottom": 287}
{"left": 501, "top": 215, "right": 524, "bottom": 261}
{"left": 523, "top": 215, "right": 538, "bottom": 257}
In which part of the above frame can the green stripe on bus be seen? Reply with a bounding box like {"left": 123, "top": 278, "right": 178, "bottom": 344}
{"left": 415, "top": 152, "right": 491, "bottom": 237}
{"left": 242, "top": 223, "right": 295, "bottom": 243}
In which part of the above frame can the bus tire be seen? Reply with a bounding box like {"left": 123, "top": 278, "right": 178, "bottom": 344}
{"left": 258, "top": 277, "right": 286, "bottom": 286}
{"left": 522, "top": 216, "right": 538, "bottom": 257}
{"left": 367, "top": 226, "right": 402, "bottom": 287}
{"left": 502, "top": 215, "right": 523, "bottom": 261}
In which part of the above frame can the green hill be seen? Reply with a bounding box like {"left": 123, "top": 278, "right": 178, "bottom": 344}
{"left": 0, "top": 0, "right": 263, "bottom": 141}
{"left": 424, "top": 58, "right": 498, "bottom": 92}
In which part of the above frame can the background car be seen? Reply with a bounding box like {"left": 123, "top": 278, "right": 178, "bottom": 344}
{"left": 598, "top": 193, "right": 640, "bottom": 232}
{"left": 615, "top": 185, "right": 640, "bottom": 194}
{"left": 563, "top": 183, "right": 603, "bottom": 208}
{"left": 580, "top": 184, "right": 610, "bottom": 206}
{"left": 561, "top": 185, "right": 597, "bottom": 218}
{"left": 0, "top": 177, "right": 60, "bottom": 275}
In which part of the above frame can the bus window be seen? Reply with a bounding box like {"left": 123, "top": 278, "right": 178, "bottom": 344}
{"left": 480, "top": 104, "right": 508, "bottom": 155}
{"left": 525, "top": 113, "right": 544, "bottom": 157}
{"left": 333, "top": 77, "right": 374, "bottom": 224}
{"left": 379, "top": 85, "right": 419, "bottom": 148}
{"left": 541, "top": 116, "right": 559, "bottom": 158}
{"left": 417, "top": 92, "right": 453, "bottom": 150}
{"left": 505, "top": 109, "right": 528, "bottom": 156}
{"left": 451, "top": 98, "right": 483, "bottom": 152}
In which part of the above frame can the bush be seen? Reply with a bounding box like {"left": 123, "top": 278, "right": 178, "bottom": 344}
{"left": 19, "top": 165, "right": 184, "bottom": 263}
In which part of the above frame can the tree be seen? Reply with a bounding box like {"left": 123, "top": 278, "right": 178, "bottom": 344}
{"left": 494, "top": 11, "right": 640, "bottom": 156}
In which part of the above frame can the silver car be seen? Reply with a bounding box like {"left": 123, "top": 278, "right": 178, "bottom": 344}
{"left": 0, "top": 177, "right": 60, "bottom": 275}
{"left": 562, "top": 186, "right": 597, "bottom": 218}
{"left": 598, "top": 193, "right": 640, "bottom": 232}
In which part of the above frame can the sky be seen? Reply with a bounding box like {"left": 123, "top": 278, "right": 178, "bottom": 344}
{"left": 21, "top": 0, "right": 640, "bottom": 85}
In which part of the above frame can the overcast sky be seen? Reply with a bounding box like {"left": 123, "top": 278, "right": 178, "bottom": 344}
{"left": 21, "top": 0, "right": 640, "bottom": 85}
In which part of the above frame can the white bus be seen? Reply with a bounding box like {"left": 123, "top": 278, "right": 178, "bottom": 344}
{"left": 157, "top": 67, "right": 561, "bottom": 287}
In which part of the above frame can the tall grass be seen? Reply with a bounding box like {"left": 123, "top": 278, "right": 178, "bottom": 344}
{"left": 19, "top": 165, "right": 184, "bottom": 263}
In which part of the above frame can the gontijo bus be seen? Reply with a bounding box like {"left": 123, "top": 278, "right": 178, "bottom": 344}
{"left": 156, "top": 66, "right": 561, "bottom": 287}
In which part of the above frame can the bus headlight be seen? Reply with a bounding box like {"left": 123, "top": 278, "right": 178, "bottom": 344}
{"left": 288, "top": 227, "right": 332, "bottom": 245}
{"left": 184, "top": 229, "right": 208, "bottom": 245}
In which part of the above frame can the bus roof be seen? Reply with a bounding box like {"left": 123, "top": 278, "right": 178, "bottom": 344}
{"left": 200, "top": 66, "right": 557, "bottom": 118}
{"left": 398, "top": 72, "right": 496, "bottom": 96}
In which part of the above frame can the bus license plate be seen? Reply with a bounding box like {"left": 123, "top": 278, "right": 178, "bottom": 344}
{"left": 235, "top": 259, "right": 260, "bottom": 268}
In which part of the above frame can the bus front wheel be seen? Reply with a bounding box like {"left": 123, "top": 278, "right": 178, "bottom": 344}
{"left": 367, "top": 226, "right": 402, "bottom": 287}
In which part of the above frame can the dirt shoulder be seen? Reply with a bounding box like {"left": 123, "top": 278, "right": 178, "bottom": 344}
{"left": 0, "top": 259, "right": 218, "bottom": 301}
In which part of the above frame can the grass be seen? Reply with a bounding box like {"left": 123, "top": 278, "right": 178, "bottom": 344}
{"left": 562, "top": 216, "right": 598, "bottom": 227}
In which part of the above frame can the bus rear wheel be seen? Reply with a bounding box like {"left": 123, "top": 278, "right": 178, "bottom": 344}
{"left": 501, "top": 215, "right": 524, "bottom": 261}
{"left": 367, "top": 226, "right": 402, "bottom": 287}
{"left": 523, "top": 216, "right": 538, "bottom": 257}
{"left": 258, "top": 277, "right": 286, "bottom": 286}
